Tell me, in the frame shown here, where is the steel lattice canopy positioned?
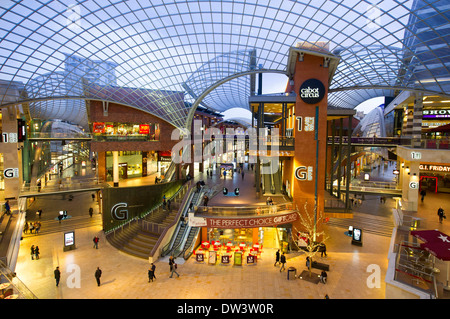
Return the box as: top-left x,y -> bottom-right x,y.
0,0 -> 449,130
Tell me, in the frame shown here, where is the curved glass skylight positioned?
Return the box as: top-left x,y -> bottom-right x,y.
0,0 -> 448,130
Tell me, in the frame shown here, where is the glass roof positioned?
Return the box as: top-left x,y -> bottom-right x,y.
0,0 -> 449,130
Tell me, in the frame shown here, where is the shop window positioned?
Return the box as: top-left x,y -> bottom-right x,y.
92,122 -> 160,142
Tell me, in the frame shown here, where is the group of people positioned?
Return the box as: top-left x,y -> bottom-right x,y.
24,221 -> 41,235
30,245 -> 40,260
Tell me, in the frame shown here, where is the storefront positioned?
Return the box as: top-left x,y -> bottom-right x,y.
419,163 -> 450,193
92,122 -> 160,141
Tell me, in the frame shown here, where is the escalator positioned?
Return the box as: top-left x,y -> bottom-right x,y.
162,161 -> 176,182
160,186 -> 203,258
261,161 -> 282,195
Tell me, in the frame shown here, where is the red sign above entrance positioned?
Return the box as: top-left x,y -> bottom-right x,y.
205,211 -> 298,229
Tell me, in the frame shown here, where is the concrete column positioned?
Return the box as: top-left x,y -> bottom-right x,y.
401,161 -> 420,212
412,94 -> 423,148
113,151 -> 119,187
2,106 -> 22,200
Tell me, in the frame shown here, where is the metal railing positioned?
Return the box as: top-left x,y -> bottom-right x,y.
0,260 -> 37,299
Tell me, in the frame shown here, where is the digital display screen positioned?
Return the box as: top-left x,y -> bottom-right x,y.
64,231 -> 75,247
352,228 -> 362,242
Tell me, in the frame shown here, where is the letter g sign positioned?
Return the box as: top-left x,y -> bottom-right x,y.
111,202 -> 128,220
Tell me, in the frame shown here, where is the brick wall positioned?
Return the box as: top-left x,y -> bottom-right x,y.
89,100 -> 178,152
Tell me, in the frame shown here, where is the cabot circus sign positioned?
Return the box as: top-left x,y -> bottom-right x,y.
299,78 -> 325,104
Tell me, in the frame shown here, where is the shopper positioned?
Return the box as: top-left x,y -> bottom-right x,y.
274,249 -> 280,266
438,207 -> 445,223
30,245 -> 35,260
167,199 -> 171,211
319,243 -> 327,257
35,246 -> 40,260
89,207 -> 93,218
420,189 -> 426,202
93,236 -> 99,249
95,267 -> 102,286
170,260 -> 180,278
149,263 -> 156,281
279,252 -> 286,272
4,200 -> 11,215
320,270 -> 328,284
148,266 -> 154,282
54,267 -> 61,287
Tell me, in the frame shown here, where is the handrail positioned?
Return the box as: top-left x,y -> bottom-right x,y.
149,180 -> 195,258
183,227 -> 201,260
160,187 -> 195,257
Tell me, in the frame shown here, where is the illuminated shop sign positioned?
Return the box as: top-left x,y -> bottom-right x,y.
419,164 -> 450,172
299,78 -> 325,104
111,202 -> 128,220
139,124 -> 150,134
294,166 -> 313,181
423,109 -> 450,119
205,212 -> 298,229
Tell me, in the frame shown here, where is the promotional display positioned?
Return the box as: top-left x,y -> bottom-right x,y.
351,228 -> 363,246
63,231 -> 76,251
247,255 -> 256,265
208,251 -> 217,264
234,251 -> 242,266
196,252 -> 204,263
221,255 -> 230,264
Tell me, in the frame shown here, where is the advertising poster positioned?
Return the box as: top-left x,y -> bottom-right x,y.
221,255 -> 230,264
234,251 -> 242,266
247,255 -> 256,264
196,253 -> 204,263
64,231 -> 75,247
208,251 -> 217,264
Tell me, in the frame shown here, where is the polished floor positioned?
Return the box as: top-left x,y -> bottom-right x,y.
11,164 -> 450,300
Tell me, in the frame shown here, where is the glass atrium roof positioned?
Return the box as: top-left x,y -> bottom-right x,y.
0,0 -> 449,130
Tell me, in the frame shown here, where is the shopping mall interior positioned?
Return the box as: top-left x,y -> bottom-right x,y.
0,0 -> 449,308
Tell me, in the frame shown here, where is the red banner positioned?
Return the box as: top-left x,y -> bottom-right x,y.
205,211 -> 298,229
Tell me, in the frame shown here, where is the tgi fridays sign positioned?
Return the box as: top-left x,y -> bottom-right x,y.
419,164 -> 450,172
206,211 -> 298,229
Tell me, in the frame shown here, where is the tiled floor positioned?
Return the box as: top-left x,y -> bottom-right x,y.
11,164 -> 450,300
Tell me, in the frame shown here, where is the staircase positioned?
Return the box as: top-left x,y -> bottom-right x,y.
106,183 -> 190,260
107,207 -> 179,259
326,212 -> 395,237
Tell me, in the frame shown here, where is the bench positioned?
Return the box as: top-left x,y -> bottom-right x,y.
311,261 -> 329,271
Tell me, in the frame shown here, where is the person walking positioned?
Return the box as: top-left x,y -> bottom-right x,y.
279,252 -> 286,272
93,236 -> 99,249
167,199 -> 171,211
274,249 -> 280,266
35,246 -> 40,260
149,263 -> 156,281
95,267 -> 102,286
438,207 -> 445,223
89,207 -> 93,218
320,243 -> 327,257
170,261 -> 180,278
30,245 -> 35,260
148,266 -> 154,282
420,189 -> 426,203
54,267 -> 61,287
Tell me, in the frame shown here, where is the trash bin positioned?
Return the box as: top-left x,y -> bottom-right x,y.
287,267 -> 296,280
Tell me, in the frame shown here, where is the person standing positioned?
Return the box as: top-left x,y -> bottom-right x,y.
35,246 -> 40,260
54,267 -> 61,287
279,253 -> 286,272
274,249 -> 280,266
320,243 -> 327,257
95,267 -> 102,286
30,245 -> 35,260
93,236 -> 99,249
438,207 -> 445,223
4,200 -> 11,215
89,207 -> 93,218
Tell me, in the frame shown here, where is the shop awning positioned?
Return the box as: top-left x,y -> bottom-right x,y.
411,229 -> 450,261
